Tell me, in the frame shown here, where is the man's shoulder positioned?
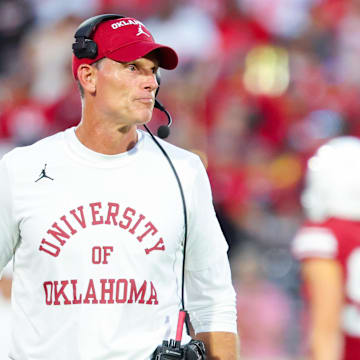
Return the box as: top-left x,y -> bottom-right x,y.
1,130 -> 65,166
141,130 -> 203,167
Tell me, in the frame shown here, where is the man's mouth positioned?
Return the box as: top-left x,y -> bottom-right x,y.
136,97 -> 154,104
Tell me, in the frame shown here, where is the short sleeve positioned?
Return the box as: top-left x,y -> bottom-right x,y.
185,157 -> 229,271
292,226 -> 338,260
0,156 -> 18,275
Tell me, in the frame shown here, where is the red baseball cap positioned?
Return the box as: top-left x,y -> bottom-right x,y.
72,17 -> 178,79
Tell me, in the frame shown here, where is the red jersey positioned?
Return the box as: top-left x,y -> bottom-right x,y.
293,217 -> 360,360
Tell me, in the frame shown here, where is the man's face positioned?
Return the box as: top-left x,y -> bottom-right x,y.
93,54 -> 159,126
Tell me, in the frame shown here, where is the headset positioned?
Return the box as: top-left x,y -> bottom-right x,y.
72,13 -> 172,138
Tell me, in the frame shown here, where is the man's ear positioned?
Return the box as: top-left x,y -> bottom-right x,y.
77,64 -> 97,94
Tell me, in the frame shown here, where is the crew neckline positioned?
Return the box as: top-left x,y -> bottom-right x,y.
63,127 -> 145,168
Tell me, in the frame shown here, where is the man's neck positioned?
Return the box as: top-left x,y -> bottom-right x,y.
75,120 -> 138,155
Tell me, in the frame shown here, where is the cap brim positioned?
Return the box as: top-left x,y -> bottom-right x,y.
107,41 -> 178,70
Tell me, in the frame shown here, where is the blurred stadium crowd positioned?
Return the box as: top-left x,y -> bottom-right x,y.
1,0 -> 359,358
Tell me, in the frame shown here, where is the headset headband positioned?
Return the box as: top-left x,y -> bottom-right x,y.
74,14 -> 125,40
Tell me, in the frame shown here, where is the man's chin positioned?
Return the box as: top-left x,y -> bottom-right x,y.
116,110 -> 153,127
135,112 -> 153,126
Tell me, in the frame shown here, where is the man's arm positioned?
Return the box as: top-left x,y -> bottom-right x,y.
0,156 -> 19,272
185,257 -> 238,360
195,331 -> 239,360
302,258 -> 343,360
184,156 -> 238,358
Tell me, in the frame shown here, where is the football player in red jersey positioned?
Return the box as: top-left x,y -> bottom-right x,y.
293,136 -> 360,360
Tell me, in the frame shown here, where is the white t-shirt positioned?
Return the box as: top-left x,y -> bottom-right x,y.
0,128 -> 236,360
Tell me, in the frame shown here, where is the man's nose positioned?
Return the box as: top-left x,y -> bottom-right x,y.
144,74 -> 158,93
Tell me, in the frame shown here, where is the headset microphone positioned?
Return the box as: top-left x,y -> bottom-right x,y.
154,71 -> 172,139
154,99 -> 172,139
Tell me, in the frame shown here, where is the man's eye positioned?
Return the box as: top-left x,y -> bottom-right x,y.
128,64 -> 137,71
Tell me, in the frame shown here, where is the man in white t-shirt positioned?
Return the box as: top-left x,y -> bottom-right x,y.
0,14 -> 238,359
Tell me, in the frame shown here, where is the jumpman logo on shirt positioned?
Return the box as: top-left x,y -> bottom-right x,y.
136,24 -> 150,37
35,163 -> 54,182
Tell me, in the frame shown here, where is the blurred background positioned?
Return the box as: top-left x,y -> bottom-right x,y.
1,0 -> 359,358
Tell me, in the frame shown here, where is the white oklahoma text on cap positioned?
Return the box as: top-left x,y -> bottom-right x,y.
111,19 -> 146,30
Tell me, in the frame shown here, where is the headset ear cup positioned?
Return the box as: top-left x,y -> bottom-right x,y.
86,40 -> 98,59
73,38 -> 98,59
